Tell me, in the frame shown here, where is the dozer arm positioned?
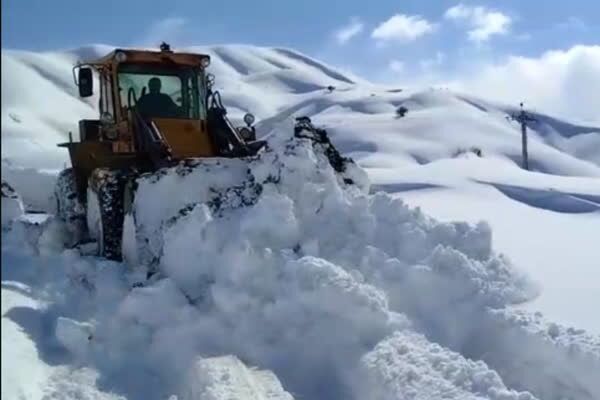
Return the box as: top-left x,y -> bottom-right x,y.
206,90 -> 266,157
131,109 -> 174,169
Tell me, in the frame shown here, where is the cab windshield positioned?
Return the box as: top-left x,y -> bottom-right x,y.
117,64 -> 206,120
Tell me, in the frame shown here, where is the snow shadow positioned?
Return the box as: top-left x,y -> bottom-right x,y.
332,138 -> 378,154
503,154 -> 557,175
273,48 -> 355,84
480,181 -> 600,214
456,95 -> 489,113
269,73 -> 326,94
370,182 -> 444,194
4,303 -> 71,366
212,47 -> 251,75
508,110 -> 600,139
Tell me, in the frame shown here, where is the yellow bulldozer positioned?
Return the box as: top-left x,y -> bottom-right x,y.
55,43 -> 266,261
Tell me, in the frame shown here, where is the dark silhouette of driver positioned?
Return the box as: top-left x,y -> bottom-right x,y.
136,77 -> 180,118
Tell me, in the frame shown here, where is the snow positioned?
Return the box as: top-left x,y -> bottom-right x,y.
1,282 -> 51,400
388,161 -> 600,333
55,317 -> 94,358
1,51 -> 96,170
360,331 -> 536,400
2,160 -> 59,213
2,180 -> 25,226
2,43 -> 599,400
1,257 -> 126,400
180,355 -> 294,400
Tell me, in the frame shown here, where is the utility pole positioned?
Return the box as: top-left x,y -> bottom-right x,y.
509,102 -> 537,170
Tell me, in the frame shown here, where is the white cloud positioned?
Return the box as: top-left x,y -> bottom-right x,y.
449,45 -> 600,124
140,17 -> 187,46
371,14 -> 436,43
444,4 -> 512,42
379,45 -> 600,124
388,60 -> 405,73
334,17 -> 365,45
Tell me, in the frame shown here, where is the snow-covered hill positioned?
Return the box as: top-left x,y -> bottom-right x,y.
2,44 -> 599,400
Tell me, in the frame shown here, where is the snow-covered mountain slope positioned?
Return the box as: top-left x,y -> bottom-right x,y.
2,43 -> 600,400
5,44 -> 597,173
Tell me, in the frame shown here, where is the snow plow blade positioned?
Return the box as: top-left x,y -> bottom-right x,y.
55,112 -> 353,265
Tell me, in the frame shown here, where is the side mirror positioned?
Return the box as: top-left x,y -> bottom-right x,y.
78,67 -> 93,97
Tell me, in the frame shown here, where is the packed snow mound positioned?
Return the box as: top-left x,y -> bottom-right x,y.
180,355 -> 294,400
127,121 -> 532,306
492,309 -> 600,358
361,331 -> 536,400
79,121 -> 543,399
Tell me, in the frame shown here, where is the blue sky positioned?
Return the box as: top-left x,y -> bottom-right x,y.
2,0 -> 599,90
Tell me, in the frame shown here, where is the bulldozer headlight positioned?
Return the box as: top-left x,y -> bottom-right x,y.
238,127 -> 254,141
115,51 -> 127,63
100,112 -> 114,124
104,129 -> 118,140
206,73 -> 215,87
201,57 -> 211,68
243,113 -> 255,126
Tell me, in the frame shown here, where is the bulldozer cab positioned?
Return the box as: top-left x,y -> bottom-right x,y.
55,43 -> 266,261
62,43 -> 263,204
73,44 -> 215,159
122,69 -> 200,120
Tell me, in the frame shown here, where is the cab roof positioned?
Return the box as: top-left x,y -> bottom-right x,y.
84,46 -> 211,68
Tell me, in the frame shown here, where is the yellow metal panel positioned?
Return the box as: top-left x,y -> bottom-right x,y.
153,119 -> 216,158
70,141 -> 114,171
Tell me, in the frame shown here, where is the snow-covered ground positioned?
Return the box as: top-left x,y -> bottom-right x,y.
2,44 -> 599,400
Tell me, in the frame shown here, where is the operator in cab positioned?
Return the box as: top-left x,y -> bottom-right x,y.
136,77 -> 181,118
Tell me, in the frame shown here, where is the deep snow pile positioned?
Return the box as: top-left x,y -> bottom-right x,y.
3,121 -> 561,400
179,355 -> 294,400
2,121 -> 600,399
